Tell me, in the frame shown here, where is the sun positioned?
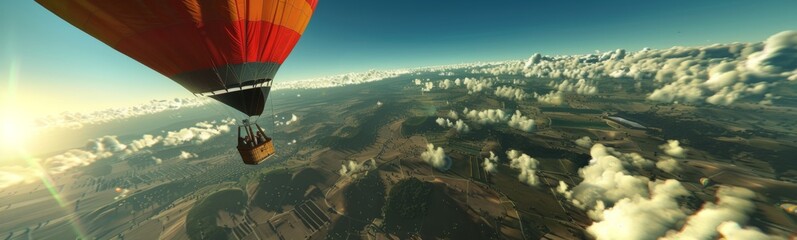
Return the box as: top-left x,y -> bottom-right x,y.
1,114 -> 31,148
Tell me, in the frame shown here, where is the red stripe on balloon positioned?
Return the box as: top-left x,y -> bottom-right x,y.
113,21 -> 302,77
305,0 -> 318,9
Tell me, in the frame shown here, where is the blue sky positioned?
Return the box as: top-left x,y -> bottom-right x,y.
2,0 -> 797,116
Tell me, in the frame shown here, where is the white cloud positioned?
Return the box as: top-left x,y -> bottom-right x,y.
276,69 -> 414,90
421,143 -> 450,171
422,81 -> 435,92
717,222 -> 785,240
438,79 -> 454,90
524,53 -> 542,68
534,91 -> 564,105
559,144 -> 653,209
575,136 -> 594,148
162,121 -> 232,146
460,31 -> 796,106
152,157 -> 163,164
660,140 -> 687,158
533,79 -> 598,104
556,79 -> 599,95
463,108 -> 509,124
127,134 -> 163,153
376,101 -> 383,107
435,117 -> 470,133
87,135 -> 128,153
0,166 -> 44,190
178,151 -> 198,160
662,187 -> 757,240
494,86 -> 528,101
745,30 -> 797,77
339,159 -> 376,177
0,118 -> 236,190
483,151 -> 498,174
586,179 -> 691,239
463,77 -> 494,94
35,98 -> 209,130
452,119 -> 470,133
555,143 -> 781,240
656,157 -> 681,174
507,110 -> 535,132
285,114 -> 299,125
44,135 -> 128,173
447,110 -> 459,120
507,150 -> 539,186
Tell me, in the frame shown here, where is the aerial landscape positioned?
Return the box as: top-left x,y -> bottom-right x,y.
2,1 -> 797,240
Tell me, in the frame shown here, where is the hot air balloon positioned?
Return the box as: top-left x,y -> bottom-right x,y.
37,0 -> 318,164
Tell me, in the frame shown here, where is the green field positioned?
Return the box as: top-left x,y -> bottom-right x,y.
186,189 -> 247,240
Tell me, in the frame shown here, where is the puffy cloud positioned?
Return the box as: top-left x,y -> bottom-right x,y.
460,31 -> 796,106
586,179 -> 691,239
285,114 -> 299,125
421,144 -> 450,171
524,53 -> 542,68
575,136 -> 594,148
435,117 -> 447,126
44,149 -> 107,173
435,117 -> 470,133
35,98 -> 209,130
483,151 -> 498,174
376,101 -> 383,107
507,110 -> 535,132
422,81 -> 435,92
87,135 -> 128,153
659,140 -> 687,158
507,150 -> 539,186
1,119 -> 234,190
447,110 -> 459,120
339,159 -> 376,177
656,157 -> 681,174
127,134 -> 163,153
463,108 -> 509,124
745,30 -> 797,77
494,86 -> 528,101
717,222 -> 785,240
533,79 -> 598,104
162,121 -> 232,146
556,143 -> 780,240
438,79 -> 454,89
559,144 -> 653,209
0,166 -> 44,190
44,135 -> 128,173
534,91 -> 564,105
178,151 -> 198,160
662,187 -> 757,240
555,79 -> 599,95
647,76 -> 706,103
463,77 -> 494,94
452,119 -> 470,133
276,69 -> 414,90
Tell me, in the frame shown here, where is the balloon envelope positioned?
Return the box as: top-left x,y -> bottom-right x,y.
37,0 -> 318,116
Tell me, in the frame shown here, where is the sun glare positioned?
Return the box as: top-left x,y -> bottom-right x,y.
1,114 -> 30,148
